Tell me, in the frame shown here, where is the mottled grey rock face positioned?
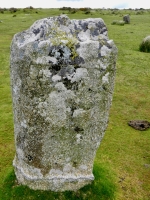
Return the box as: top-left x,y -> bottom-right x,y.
123,14 -> 130,24
10,15 -> 117,191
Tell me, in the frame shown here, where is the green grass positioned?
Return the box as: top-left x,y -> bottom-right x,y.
0,8 -> 150,200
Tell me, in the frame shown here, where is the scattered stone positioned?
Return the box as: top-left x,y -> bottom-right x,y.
128,120 -> 150,131
123,14 -> 130,24
139,35 -> 150,53
144,164 -> 150,168
10,15 -> 117,191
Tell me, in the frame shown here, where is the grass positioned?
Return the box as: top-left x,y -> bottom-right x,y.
0,8 -> 150,199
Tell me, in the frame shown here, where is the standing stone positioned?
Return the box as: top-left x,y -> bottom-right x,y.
123,14 -> 130,24
10,15 -> 117,191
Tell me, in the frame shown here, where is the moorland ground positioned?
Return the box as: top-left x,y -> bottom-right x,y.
0,7 -> 150,200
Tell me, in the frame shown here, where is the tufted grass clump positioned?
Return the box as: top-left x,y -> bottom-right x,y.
111,20 -> 125,26
139,36 -> 150,53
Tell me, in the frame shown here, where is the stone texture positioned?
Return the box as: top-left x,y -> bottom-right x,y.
139,35 -> 150,53
128,120 -> 150,131
123,14 -> 130,24
10,15 -> 117,191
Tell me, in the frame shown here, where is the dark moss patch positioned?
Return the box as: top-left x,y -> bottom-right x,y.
74,126 -> 84,132
33,28 -> 40,35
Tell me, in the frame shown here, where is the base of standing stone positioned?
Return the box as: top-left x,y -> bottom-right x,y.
13,159 -> 94,191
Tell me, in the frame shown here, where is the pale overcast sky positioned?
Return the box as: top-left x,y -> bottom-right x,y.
0,0 -> 150,9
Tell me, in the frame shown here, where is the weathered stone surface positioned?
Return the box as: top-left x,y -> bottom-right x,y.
139,35 -> 150,53
123,14 -> 130,24
128,120 -> 150,131
10,15 -> 117,191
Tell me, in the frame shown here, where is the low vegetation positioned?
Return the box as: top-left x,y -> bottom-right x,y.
0,7 -> 150,200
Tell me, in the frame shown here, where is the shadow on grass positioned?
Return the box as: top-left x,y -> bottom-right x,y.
0,163 -> 116,200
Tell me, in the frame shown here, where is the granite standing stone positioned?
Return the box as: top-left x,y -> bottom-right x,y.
123,14 -> 130,24
10,15 -> 117,191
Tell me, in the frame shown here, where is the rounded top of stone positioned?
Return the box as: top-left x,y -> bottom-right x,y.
12,14 -> 108,48
144,35 -> 150,42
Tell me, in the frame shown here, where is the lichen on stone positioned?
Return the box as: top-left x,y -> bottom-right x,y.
10,14 -> 117,191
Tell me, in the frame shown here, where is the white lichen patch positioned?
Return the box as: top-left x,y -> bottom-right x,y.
102,72 -> 109,84
78,30 -> 91,42
54,82 -> 67,91
98,59 -> 109,70
21,120 -> 27,128
71,68 -> 88,83
49,169 -> 63,176
107,39 -> 115,47
73,108 -> 86,118
63,163 -> 72,173
13,85 -> 19,95
36,56 -> 53,65
52,75 -> 62,82
76,134 -> 82,144
38,93 -> 67,126
101,45 -> 111,57
76,41 -> 99,62
79,165 -> 88,171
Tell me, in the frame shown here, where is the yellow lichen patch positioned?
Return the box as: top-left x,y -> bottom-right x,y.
50,26 -> 79,60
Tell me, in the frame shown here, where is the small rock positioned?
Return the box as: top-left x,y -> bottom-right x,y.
128,120 -> 150,131
144,164 -> 150,168
123,14 -> 130,24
